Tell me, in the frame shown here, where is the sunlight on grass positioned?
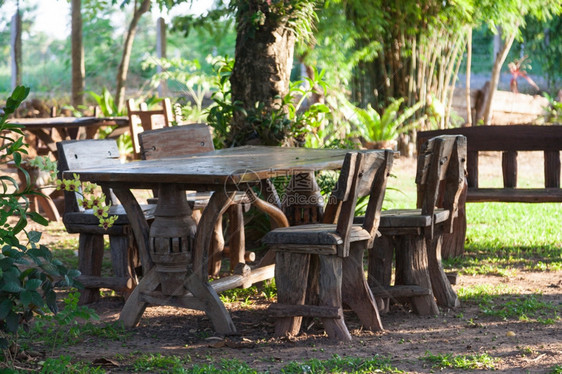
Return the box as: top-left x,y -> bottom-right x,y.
281,354 -> 403,373
447,202 -> 562,274
421,352 -> 497,370
457,285 -> 561,323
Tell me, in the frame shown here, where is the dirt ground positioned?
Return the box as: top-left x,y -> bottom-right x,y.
6,152 -> 562,373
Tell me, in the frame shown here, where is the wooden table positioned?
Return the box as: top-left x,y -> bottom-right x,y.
65,146 -> 353,334
9,117 -> 128,221
11,116 -> 128,157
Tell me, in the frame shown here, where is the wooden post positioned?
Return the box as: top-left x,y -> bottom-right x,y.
544,151 -> 561,188
502,151 -> 518,188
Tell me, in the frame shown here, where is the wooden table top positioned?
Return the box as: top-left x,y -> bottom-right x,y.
66,146 -> 364,188
9,116 -> 128,129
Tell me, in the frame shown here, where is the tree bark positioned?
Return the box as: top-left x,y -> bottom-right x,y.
230,1 -> 296,146
479,30 -> 516,125
71,0 -> 85,108
10,9 -> 22,90
465,28 -> 472,126
115,0 -> 151,113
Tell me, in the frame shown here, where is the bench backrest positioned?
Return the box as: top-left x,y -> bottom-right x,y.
416,135 -> 467,235
138,124 -> 214,160
127,98 -> 174,155
57,139 -> 121,213
324,150 -> 394,256
417,125 -> 561,190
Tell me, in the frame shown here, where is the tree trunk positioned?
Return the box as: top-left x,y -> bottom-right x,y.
465,28 -> 472,126
230,1 -> 296,146
156,17 -> 167,98
479,31 -> 516,125
10,9 -> 22,90
71,0 -> 85,108
115,0 -> 151,113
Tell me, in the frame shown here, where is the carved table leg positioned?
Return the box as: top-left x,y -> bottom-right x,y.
187,191 -> 237,334
150,184 -> 197,296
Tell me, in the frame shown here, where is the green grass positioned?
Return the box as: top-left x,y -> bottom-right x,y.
281,354 -> 403,373
38,355 -> 106,374
444,202 -> 562,275
421,352 -> 497,370
126,354 -> 402,374
457,284 -> 561,323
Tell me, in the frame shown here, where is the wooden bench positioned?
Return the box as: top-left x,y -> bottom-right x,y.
417,125 -> 562,257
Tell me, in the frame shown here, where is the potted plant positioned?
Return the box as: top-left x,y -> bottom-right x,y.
351,98 -> 424,149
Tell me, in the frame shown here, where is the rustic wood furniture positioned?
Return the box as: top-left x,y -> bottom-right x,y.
57,139 -> 156,304
64,146 -> 353,334
8,116 -> 128,221
417,125 -> 562,258
138,124 -> 250,276
263,150 -> 394,341
369,135 -> 467,314
11,116 -> 128,157
126,98 -> 174,156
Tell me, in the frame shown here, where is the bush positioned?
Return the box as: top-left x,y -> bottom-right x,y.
0,86 -> 79,366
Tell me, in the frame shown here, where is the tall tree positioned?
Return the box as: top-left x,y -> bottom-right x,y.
476,0 -> 561,125
228,0 -> 316,146
114,0 -> 151,112
10,5 -> 22,90
71,0 -> 85,108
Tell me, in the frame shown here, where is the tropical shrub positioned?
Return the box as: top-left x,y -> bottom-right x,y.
0,86 -> 79,364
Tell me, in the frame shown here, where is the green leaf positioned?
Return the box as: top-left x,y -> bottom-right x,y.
0,299 -> 13,319
25,278 -> 43,290
28,212 -> 49,226
6,311 -> 20,333
12,216 -> 27,235
30,291 -> 44,308
20,290 -> 33,307
1,278 -> 24,293
27,230 -> 43,243
45,290 -> 58,314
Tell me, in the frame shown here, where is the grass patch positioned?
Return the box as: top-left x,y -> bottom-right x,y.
281,354 -> 403,373
39,355 -> 106,373
219,280 -> 276,304
127,355 -> 402,373
457,285 -> 560,323
131,353 -> 192,373
421,352 -> 497,370
443,202 -> 562,275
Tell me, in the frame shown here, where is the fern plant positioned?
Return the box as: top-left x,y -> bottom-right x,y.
351,98 -> 424,146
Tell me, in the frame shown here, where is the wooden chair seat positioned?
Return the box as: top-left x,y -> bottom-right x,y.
378,209 -> 449,228
263,223 -> 371,247
57,139 -> 157,304
63,204 -> 156,228
368,135 -> 467,315
263,150 -> 394,341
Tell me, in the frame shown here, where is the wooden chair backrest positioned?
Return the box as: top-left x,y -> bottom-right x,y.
138,124 -> 214,160
57,139 -> 121,214
415,135 -> 467,234
127,98 -> 174,155
325,150 -> 394,256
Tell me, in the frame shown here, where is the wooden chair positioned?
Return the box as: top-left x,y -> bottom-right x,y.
126,98 -> 174,156
368,135 -> 467,314
263,150 -> 394,341
57,139 -> 156,304
137,125 -> 251,276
